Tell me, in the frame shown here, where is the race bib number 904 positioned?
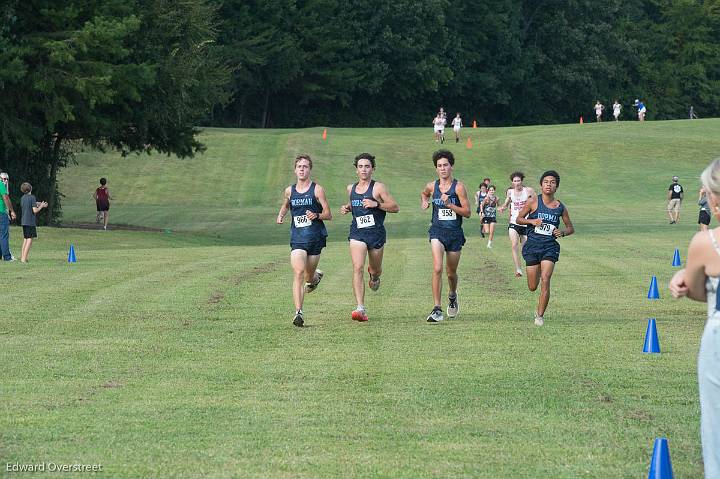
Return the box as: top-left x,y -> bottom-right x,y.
438,208 -> 457,221
356,214 -> 376,229
534,223 -> 556,236
293,215 -> 311,228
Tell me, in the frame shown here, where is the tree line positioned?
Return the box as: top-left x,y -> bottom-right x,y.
213,0 -> 720,128
1,0 -> 718,222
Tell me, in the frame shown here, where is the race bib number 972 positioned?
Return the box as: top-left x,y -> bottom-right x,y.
438,208 -> 457,221
534,223 -> 556,236
356,214 -> 375,229
293,215 -> 311,228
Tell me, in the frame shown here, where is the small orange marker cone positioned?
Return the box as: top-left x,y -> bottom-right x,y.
579,116 -> 584,124
466,138 -> 472,149
322,128 -> 327,140
472,120 -> 477,128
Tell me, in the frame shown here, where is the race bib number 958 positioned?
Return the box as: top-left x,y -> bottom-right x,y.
293,215 -> 311,228
438,208 -> 457,221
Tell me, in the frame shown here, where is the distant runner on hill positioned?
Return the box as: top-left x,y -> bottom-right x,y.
94,177 -> 112,230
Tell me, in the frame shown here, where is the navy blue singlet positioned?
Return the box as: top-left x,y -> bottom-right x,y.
431,179 -> 463,230
350,180 -> 386,234
526,195 -> 564,246
289,182 -> 327,243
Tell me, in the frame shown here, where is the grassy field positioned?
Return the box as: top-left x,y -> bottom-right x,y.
2,120 -> 719,477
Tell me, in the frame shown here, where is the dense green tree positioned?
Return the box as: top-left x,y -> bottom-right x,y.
213,0 -> 719,128
0,0 -> 229,223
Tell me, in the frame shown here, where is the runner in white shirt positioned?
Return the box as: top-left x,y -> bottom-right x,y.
451,113 -> 462,143
594,101 -> 605,122
433,114 -> 446,144
612,100 -> 621,122
499,171 -> 536,277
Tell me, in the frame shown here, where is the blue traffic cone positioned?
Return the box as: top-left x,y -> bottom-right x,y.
67,245 -> 76,263
647,276 -> 659,299
648,437 -> 674,479
643,318 -> 661,353
672,248 -> 681,267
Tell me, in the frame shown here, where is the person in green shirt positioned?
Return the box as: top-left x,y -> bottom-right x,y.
0,172 -> 17,261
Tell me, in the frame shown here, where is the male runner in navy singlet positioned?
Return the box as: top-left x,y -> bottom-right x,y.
420,150 -> 471,322
277,154 -> 332,327
340,153 -> 399,322
516,170 -> 574,326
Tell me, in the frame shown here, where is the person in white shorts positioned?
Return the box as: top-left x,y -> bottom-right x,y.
634,99 -> 647,121
452,113 -> 462,143
612,100 -> 621,122
433,114 -> 446,143
499,171 -> 536,277
594,101 -> 604,122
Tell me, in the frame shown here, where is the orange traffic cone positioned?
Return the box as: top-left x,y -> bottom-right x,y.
579,116 -> 584,124
322,128 -> 327,140
472,120 -> 477,128
466,138 -> 473,149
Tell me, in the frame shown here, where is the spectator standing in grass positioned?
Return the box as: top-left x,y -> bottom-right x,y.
0,172 -> 17,261
668,175 -> 684,224
20,182 -> 48,263
669,158 -> 720,478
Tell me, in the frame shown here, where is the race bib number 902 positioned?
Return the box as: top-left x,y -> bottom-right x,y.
534,223 -> 556,236
293,215 -> 311,228
438,208 -> 457,221
356,214 -> 376,229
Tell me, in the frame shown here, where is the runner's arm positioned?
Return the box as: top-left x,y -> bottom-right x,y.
499,190 -> 511,212
555,207 -> 574,238
340,184 -> 352,214
514,198 -> 539,226
449,182 -> 472,218
373,182 -> 399,213
420,182 -> 433,209
313,185 -> 332,221
276,187 -> 291,224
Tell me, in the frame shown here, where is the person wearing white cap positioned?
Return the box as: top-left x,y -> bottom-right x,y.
0,172 -> 17,261
668,175 -> 684,224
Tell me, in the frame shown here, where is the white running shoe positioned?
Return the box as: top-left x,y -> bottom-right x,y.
486,241 -> 492,249
534,315 -> 544,326
426,306 -> 444,322
447,294 -> 459,318
305,270 -> 324,293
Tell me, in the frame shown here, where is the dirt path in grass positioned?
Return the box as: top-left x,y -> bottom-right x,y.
59,222 -> 164,232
